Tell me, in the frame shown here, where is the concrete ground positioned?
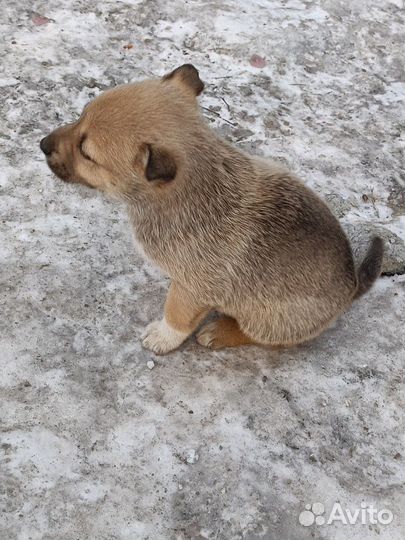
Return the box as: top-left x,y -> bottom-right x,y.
1,1 -> 404,539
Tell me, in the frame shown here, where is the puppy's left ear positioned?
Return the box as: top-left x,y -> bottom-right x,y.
163,64 -> 204,96
145,144 -> 177,182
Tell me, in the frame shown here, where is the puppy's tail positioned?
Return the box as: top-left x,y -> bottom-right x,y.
353,236 -> 384,299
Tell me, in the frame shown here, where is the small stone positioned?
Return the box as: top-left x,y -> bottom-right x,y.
186,449 -> 199,464
147,360 -> 155,370
250,54 -> 266,68
31,12 -> 53,26
304,64 -> 317,73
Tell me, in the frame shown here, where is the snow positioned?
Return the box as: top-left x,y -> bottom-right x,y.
0,0 -> 404,539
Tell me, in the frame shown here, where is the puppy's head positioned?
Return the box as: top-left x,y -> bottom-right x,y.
40,64 -> 204,197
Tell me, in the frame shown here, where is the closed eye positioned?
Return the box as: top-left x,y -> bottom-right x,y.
79,135 -> 94,162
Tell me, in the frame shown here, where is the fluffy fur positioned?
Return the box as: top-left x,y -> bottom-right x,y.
40,64 -> 384,353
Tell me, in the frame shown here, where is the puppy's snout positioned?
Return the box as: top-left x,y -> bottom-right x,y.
40,135 -> 55,156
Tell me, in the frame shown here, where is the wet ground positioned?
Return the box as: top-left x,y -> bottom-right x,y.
1,1 -> 404,539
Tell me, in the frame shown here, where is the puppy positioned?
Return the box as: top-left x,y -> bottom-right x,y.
40,64 -> 383,354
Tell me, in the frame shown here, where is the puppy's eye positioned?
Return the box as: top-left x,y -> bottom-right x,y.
79,136 -> 93,161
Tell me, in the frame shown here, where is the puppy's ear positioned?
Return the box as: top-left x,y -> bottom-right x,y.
145,144 -> 177,182
163,64 -> 204,96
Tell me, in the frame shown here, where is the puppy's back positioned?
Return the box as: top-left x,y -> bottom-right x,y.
241,163 -> 357,301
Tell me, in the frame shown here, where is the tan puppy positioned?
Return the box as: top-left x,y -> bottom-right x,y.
40,64 -> 383,354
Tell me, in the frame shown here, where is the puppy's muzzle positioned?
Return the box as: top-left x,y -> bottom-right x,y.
40,135 -> 54,156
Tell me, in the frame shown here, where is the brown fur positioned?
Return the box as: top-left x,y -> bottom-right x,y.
41,64 -> 384,352
196,317 -> 255,349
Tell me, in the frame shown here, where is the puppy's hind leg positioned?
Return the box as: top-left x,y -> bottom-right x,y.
196,316 -> 257,350
142,281 -> 209,354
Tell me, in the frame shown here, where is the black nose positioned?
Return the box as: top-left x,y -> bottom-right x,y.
40,135 -> 54,156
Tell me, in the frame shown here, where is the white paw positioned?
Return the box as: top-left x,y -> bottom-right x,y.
141,318 -> 188,355
196,322 -> 217,349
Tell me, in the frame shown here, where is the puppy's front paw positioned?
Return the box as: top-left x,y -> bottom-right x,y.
141,318 -> 188,355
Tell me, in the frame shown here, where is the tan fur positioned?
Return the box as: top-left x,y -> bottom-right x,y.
197,317 -> 255,349
41,64 -> 383,353
164,282 -> 209,334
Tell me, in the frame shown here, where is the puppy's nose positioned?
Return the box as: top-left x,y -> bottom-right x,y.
40,135 -> 54,156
